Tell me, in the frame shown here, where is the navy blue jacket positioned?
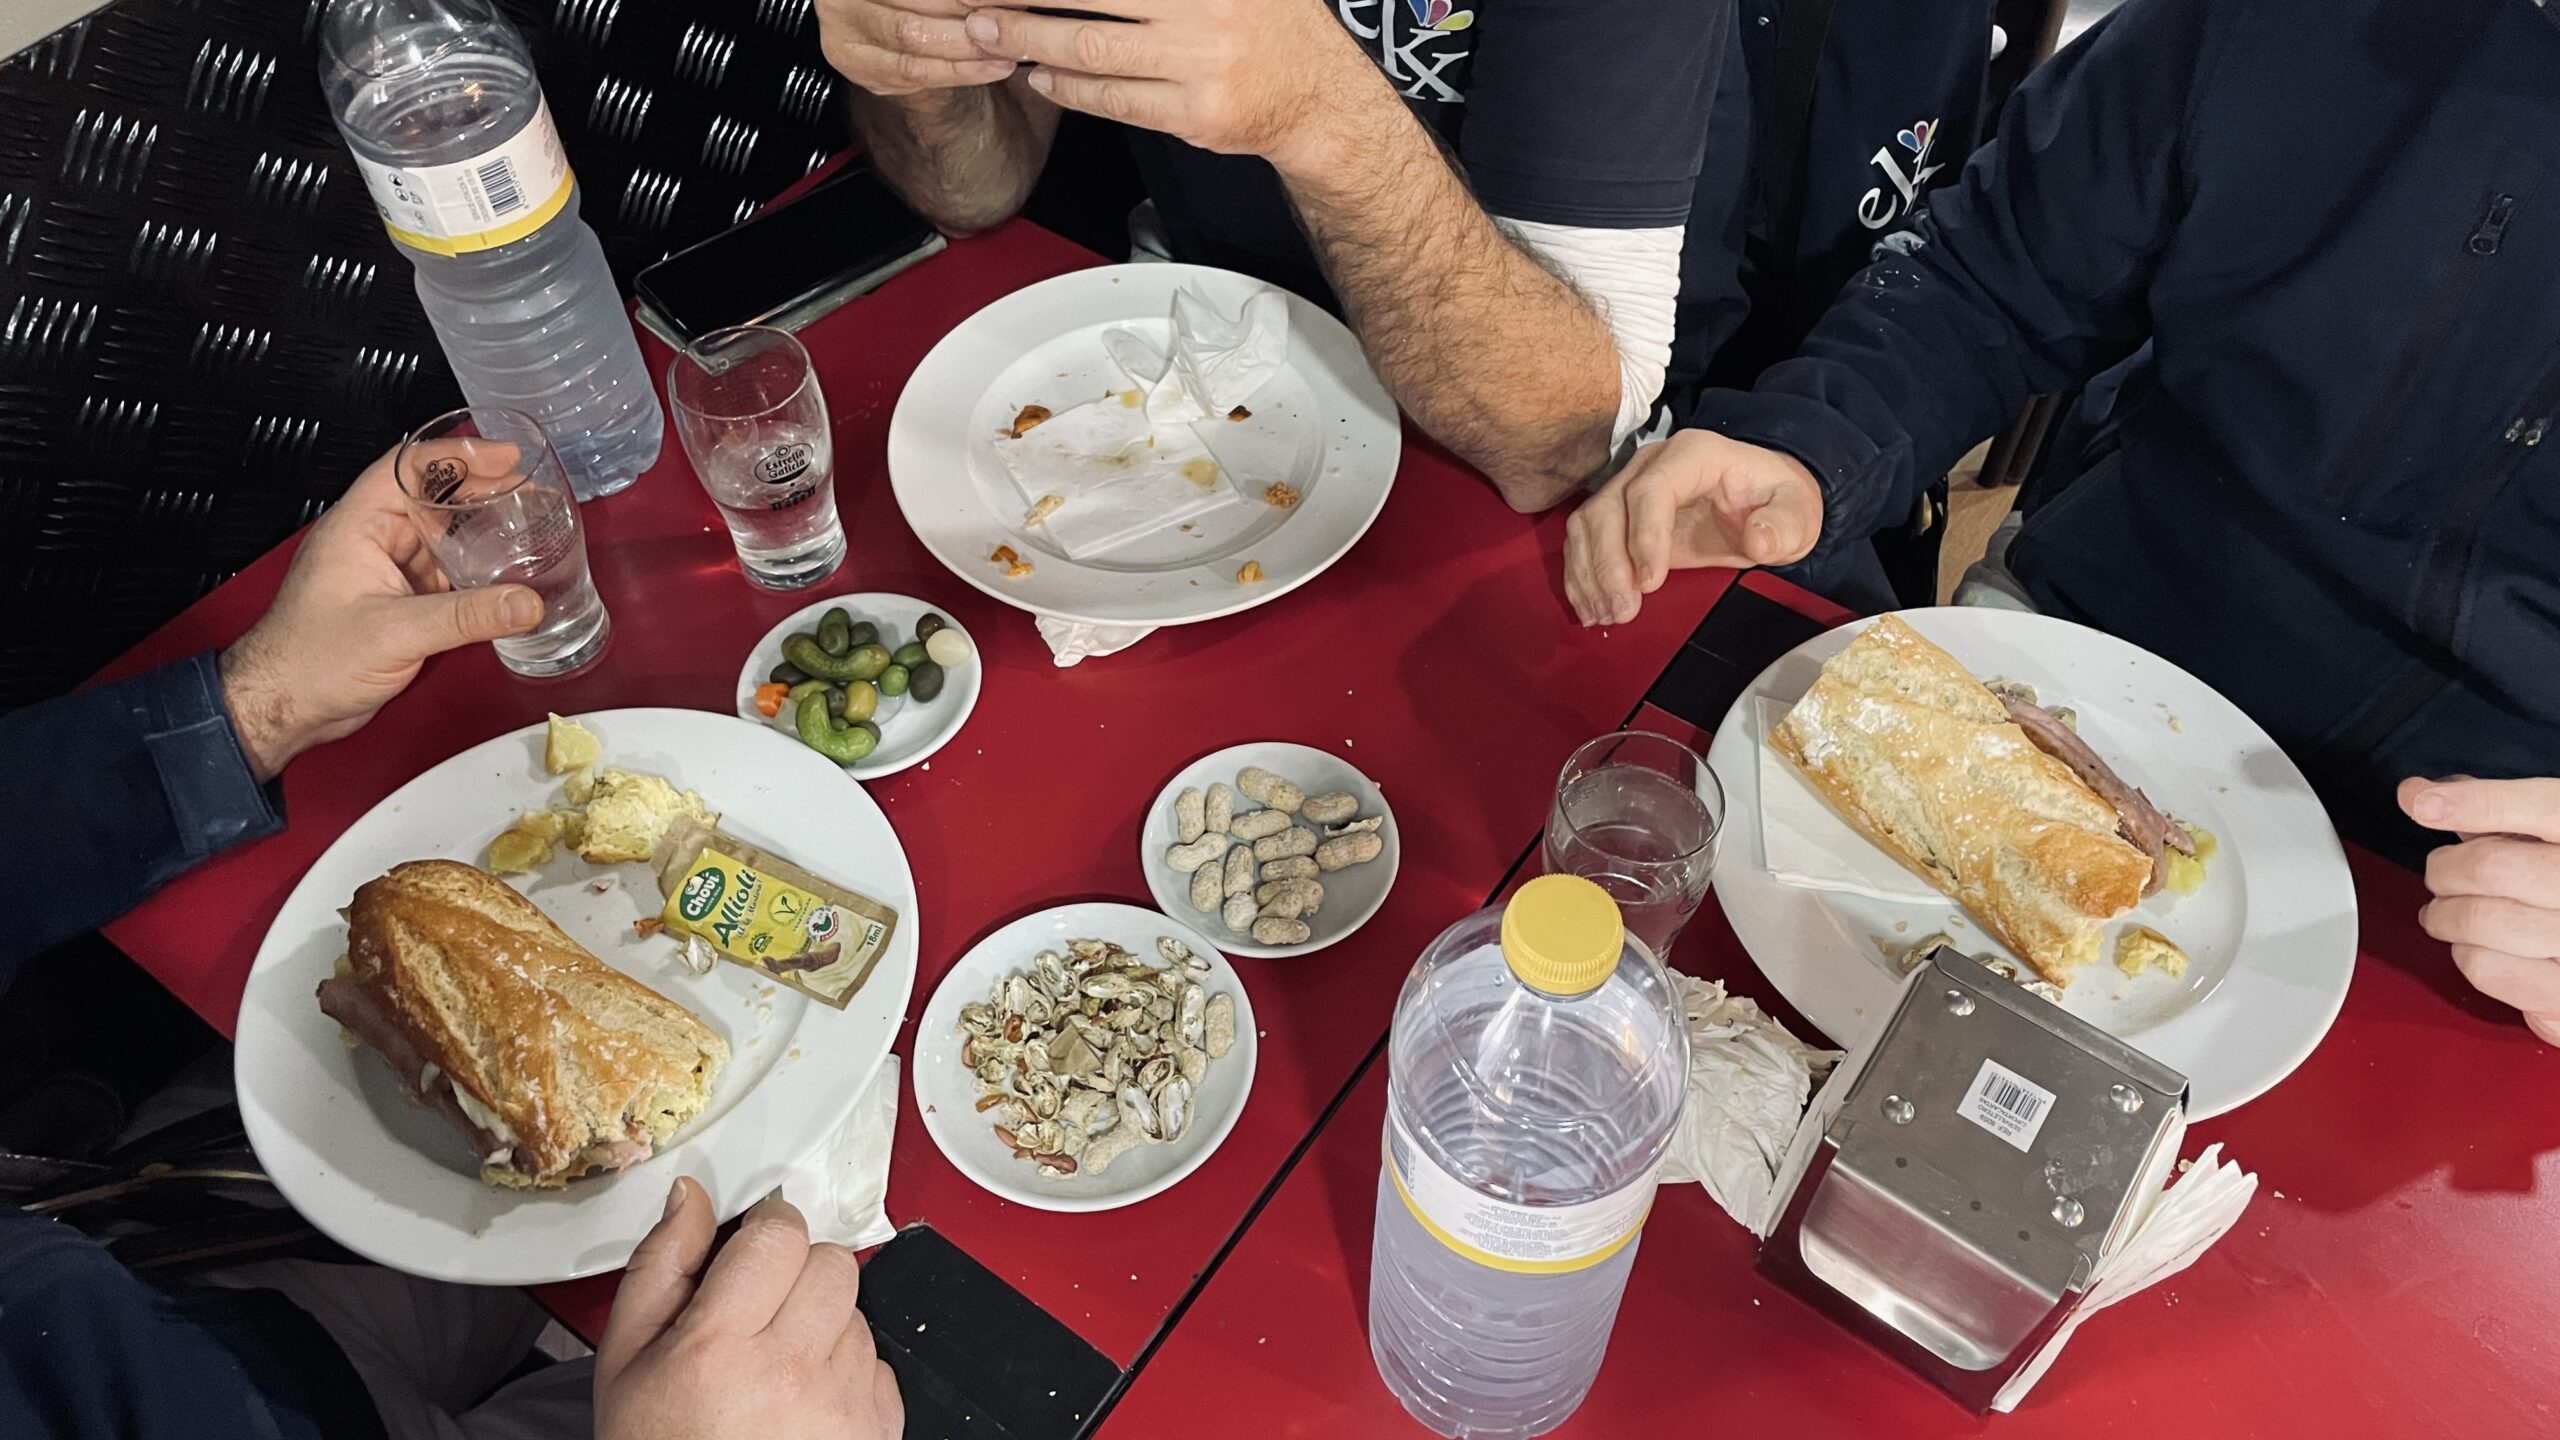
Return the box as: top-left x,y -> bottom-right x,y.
0,655 -> 378,1440
1694,0 -> 2560,855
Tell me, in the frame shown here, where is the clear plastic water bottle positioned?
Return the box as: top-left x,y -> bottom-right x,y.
1370,874 -> 1689,1439
320,0 -> 662,500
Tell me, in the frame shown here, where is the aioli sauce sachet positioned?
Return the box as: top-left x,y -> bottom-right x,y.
649,817 -> 897,1008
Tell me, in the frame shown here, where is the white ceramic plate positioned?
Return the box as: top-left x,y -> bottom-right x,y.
733,594 -> 982,781
912,903 -> 1257,1213
1138,742 -> 1398,958
886,264 -> 1400,626
234,708 -> 920,1285
1709,609 -> 2357,1119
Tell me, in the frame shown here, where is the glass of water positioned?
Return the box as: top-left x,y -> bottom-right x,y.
395,406 -> 611,678
667,325 -> 846,589
1542,731 -> 1725,960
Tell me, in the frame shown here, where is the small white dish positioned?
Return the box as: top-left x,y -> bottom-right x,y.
734,593 -> 982,781
1139,742 -> 1399,958
911,902 -> 1257,1213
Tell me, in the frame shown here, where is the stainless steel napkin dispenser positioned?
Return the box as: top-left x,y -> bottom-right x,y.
1758,948 -> 2188,1410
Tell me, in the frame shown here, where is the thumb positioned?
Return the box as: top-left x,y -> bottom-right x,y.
387,583 -> 543,658
1730,465 -> 1824,567
599,1176 -> 716,1379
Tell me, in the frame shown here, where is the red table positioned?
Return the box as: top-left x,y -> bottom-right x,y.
95,219 -> 1736,1366
1101,595 -> 2560,1438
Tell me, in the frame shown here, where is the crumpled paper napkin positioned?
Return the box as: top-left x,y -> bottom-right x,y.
1013,286 -> 1290,664
1658,975 -> 1842,1230
1754,696 -> 1942,903
775,1053 -> 899,1250
994,287 -> 1288,564
1991,1138 -> 2256,1411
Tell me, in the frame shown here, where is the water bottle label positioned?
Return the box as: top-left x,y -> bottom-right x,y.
351,99 -> 574,256
1387,1109 -> 1661,1275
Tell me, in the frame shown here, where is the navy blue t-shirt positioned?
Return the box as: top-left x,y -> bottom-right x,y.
1128,0 -> 1730,310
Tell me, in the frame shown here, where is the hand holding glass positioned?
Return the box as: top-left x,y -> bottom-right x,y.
395,406 -> 611,677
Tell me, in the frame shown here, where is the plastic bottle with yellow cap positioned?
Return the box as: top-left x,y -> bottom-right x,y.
1369,874 -> 1689,1439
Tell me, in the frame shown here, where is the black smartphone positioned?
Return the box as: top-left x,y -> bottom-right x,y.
634,160 -> 945,347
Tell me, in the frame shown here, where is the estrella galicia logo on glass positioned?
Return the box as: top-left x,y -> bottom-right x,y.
755,442 -> 812,487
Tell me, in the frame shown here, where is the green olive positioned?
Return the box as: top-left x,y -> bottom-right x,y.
816,607 -> 854,656
915,612 -> 947,641
879,664 -> 910,697
891,641 -> 929,670
795,690 -> 878,763
909,659 -> 945,702
784,679 -> 830,716
840,679 -> 879,722
845,620 -> 880,648
768,660 -> 810,686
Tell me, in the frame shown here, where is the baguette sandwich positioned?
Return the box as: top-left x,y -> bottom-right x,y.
317,859 -> 729,1189
1771,616 -> 2167,984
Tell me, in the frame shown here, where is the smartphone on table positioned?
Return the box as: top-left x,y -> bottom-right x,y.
635,160 -> 945,348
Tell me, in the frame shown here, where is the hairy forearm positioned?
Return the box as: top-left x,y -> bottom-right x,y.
848,76 -> 1058,236
1277,87 -> 1621,513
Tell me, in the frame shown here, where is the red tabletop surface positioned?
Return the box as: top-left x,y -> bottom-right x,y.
1102,693 -> 2560,1436
95,219 -> 1738,1362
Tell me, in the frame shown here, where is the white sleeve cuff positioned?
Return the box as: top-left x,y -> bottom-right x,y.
1495,218 -> 1686,453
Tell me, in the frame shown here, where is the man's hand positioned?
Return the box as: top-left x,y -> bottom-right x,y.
597,1180 -> 903,1440
1562,430 -> 1825,627
958,0 -> 1371,171
818,0 -> 1014,96
218,449 -> 540,781
2402,776 -> 2560,1046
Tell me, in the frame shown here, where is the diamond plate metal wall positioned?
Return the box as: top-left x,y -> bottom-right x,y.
0,0 -> 853,711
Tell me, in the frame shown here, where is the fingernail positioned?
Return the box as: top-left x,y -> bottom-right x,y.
501,588 -> 542,629
965,13 -> 998,42
2412,792 -> 2451,825
1026,67 -> 1052,94
664,1177 -> 690,1219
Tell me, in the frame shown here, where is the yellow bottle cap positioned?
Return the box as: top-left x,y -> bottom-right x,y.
1500,875 -> 1625,995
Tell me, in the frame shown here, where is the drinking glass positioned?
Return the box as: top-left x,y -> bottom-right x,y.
667,325 -> 846,589
1542,731 -> 1725,960
395,406 -> 610,678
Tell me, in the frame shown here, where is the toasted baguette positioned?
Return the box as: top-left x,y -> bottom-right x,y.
1770,616 -> 2150,983
332,859 -> 728,1188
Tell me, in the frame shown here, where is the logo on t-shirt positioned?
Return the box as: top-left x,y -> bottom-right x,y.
1337,0 -> 1474,102
1858,116 -> 1949,231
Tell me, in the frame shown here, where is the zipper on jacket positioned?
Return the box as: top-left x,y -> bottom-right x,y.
2408,355 -> 2560,648
2322,190 -> 2517,509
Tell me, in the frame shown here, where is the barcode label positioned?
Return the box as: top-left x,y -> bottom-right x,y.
1958,1057 -> 2057,1152
476,155 -> 525,215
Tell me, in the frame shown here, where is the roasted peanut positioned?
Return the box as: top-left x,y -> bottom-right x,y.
1228,809 -> 1292,841
1260,856 -> 1319,882
1255,878 -> 1324,920
1316,832 -> 1384,870
1222,842 -> 1256,899
1299,791 -> 1360,826
1167,835 -> 1230,873
1188,861 -> 1223,911
1174,786 -> 1206,844
1251,916 -> 1311,946
1253,825 -> 1319,861
1222,892 -> 1257,934
1204,782 -> 1238,834
1236,766 -> 1304,813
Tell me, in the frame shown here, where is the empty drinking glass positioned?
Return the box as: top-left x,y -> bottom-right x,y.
395,406 -> 611,677
667,325 -> 846,589
1542,731 -> 1725,960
